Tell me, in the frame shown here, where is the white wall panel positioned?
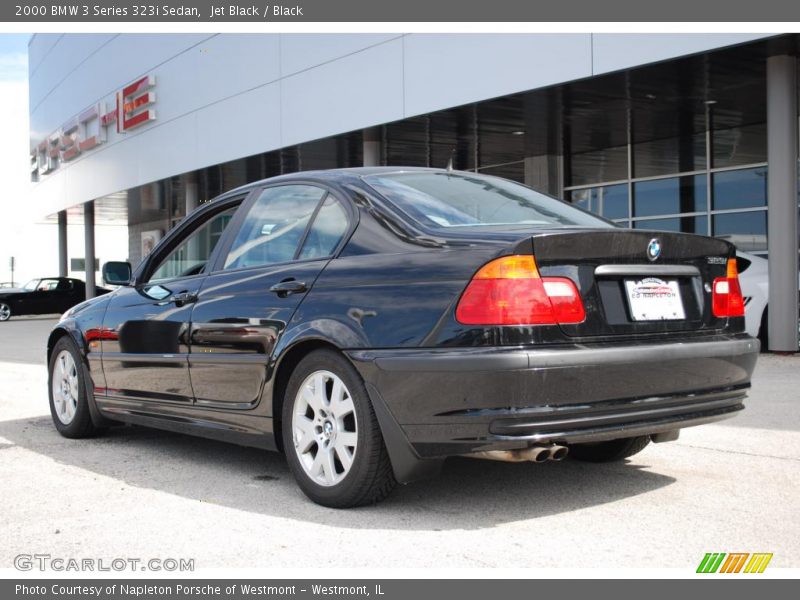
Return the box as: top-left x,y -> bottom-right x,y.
29,34 -> 116,110
280,38 -> 404,147
195,82 -> 282,169
403,34 -> 592,117
279,33 -> 400,77
591,33 -> 774,75
27,34 -> 63,79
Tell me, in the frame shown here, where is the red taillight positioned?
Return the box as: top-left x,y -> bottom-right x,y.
712,258 -> 745,318
455,255 -> 586,325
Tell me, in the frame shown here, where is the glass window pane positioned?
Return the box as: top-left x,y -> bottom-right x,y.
632,132 -> 706,178
712,167 -> 767,210
568,145 -> 628,187
634,175 -> 707,217
568,188 -> 592,212
713,211 -> 767,253
567,184 -> 628,220
298,196 -> 350,260
224,185 -> 326,270
712,123 -> 766,169
598,184 -> 629,219
633,216 -> 708,235
366,172 -> 613,230
150,207 -> 236,282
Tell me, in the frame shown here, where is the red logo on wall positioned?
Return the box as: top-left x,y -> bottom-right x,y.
117,75 -> 156,133
31,74 -> 157,178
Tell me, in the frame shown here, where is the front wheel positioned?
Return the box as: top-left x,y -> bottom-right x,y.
281,349 -> 396,508
0,302 -> 11,321
569,436 -> 651,463
48,337 -> 98,438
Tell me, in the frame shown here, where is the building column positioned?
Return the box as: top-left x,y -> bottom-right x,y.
84,201 -> 96,299
363,127 -> 381,167
766,55 -> 799,352
524,154 -> 563,197
57,210 -> 68,277
185,172 -> 199,215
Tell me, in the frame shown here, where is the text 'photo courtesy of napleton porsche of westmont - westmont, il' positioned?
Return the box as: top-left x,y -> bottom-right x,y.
0,13 -> 799,590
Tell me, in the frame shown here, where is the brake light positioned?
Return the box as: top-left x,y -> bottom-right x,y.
455,255 -> 586,325
712,258 -> 745,318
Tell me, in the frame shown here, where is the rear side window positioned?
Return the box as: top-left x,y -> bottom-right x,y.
223,185 -> 326,270
298,196 -> 350,260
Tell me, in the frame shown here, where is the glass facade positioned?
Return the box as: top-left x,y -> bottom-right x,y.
565,122 -> 769,254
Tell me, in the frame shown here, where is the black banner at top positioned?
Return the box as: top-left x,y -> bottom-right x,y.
4,0 -> 800,22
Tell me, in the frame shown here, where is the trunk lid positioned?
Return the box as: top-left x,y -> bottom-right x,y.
527,229 -> 736,338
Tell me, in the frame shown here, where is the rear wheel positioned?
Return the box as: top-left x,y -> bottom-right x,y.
281,349 -> 396,508
569,436 -> 651,463
0,303 -> 11,321
48,337 -> 98,438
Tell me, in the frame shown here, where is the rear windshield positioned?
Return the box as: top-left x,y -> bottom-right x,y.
364,171 -> 613,229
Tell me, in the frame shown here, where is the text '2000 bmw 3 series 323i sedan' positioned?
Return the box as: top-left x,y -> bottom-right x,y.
46,168 -> 759,507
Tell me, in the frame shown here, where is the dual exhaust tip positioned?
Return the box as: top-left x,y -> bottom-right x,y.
464,445 -> 569,464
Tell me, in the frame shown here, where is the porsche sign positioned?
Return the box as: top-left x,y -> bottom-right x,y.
31,74 -> 157,178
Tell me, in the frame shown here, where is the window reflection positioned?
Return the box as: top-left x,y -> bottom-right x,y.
632,132 -> 705,179
569,145 -> 628,187
568,184 -> 628,220
712,167 -> 767,210
713,211 -> 767,253
713,123 -> 767,169
633,216 -> 708,235
634,175 -> 707,217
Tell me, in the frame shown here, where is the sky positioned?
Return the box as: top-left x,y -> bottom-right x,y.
0,33 -> 37,283
0,33 -> 128,284
0,33 -> 28,81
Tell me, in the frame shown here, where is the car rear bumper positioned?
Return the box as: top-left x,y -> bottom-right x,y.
347,334 -> 759,466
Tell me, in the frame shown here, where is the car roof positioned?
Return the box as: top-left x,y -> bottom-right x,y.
214,167 -> 465,201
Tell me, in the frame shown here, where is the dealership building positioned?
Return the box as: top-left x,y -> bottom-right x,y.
28,32 -> 799,350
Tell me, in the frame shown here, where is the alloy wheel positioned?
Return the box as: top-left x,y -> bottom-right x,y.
291,369 -> 358,487
0,303 -> 10,321
52,349 -> 80,425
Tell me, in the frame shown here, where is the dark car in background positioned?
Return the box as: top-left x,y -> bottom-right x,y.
0,277 -> 109,322
46,168 -> 758,507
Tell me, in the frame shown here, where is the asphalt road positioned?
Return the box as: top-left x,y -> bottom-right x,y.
0,325 -> 798,571
0,315 -> 58,365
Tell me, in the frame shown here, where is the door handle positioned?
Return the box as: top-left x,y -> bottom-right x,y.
169,291 -> 198,307
269,279 -> 308,297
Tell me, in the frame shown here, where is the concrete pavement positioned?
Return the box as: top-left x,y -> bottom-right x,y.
0,322 -> 797,570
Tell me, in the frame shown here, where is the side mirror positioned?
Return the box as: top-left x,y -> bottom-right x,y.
102,261 -> 132,286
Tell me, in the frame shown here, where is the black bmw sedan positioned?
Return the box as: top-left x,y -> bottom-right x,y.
46,168 -> 758,507
0,277 -> 109,322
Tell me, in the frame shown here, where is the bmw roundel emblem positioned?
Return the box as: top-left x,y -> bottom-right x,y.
647,238 -> 662,261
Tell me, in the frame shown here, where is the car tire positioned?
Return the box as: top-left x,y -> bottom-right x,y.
758,306 -> 769,350
568,436 -> 651,463
281,349 -> 397,508
48,336 -> 98,438
0,302 -> 11,321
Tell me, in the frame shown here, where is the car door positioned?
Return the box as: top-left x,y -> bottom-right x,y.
24,278 -> 62,315
99,200 -> 241,403
188,184 -> 352,408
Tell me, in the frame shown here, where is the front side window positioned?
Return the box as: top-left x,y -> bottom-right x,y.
149,206 -> 237,282
223,185 -> 327,270
365,172 -> 612,230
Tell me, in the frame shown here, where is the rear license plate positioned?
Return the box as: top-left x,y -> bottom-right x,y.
624,277 -> 685,321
